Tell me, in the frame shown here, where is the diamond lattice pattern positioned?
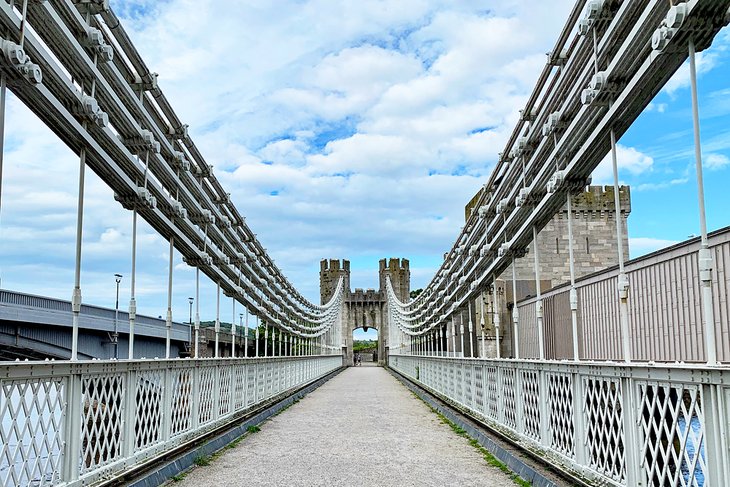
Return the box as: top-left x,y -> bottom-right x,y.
170,370 -> 192,437
135,370 -> 163,450
548,373 -> 574,458
501,368 -> 517,430
522,371 -> 541,441
198,368 -> 216,425
486,366 -> 498,421
584,377 -> 625,483
219,368 -> 231,417
80,374 -> 125,473
0,379 -> 65,487
639,382 -> 706,487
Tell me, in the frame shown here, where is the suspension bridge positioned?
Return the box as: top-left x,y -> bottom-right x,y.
1,0 -> 730,486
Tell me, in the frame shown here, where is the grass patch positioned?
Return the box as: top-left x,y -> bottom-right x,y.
170,473 -> 187,482
247,425 -> 261,433
410,391 -> 531,487
193,455 -> 211,467
225,435 -> 245,450
274,397 -> 300,417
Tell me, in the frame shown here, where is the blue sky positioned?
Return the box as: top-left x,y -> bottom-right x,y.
1,1 -> 728,337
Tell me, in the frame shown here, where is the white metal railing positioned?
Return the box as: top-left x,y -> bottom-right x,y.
390,354 -> 725,486
0,355 -> 342,486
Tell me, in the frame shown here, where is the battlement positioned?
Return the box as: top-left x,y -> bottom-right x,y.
320,259 -> 350,272
347,288 -> 384,303
319,258 -> 351,304
378,258 -> 410,272
567,185 -> 631,214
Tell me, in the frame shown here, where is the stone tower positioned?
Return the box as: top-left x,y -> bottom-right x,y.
319,259 -> 350,304
503,185 -> 631,284
319,257 -> 410,366
471,185 -> 632,358
379,258 -> 410,302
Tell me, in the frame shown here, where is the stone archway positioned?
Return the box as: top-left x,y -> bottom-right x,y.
343,305 -> 385,366
351,326 -> 379,365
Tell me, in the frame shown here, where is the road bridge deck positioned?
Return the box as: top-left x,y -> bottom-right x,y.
174,365 -> 514,486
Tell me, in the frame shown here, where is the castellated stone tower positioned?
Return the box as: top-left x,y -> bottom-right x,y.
379,258 -> 411,302
470,185 -> 632,359
319,259 -> 350,305
319,257 -> 410,365
501,185 -> 631,285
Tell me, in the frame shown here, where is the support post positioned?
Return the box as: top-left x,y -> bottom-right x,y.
128,207 -> 137,360
194,267 -> 200,358
0,74 -> 5,288
244,309 -> 249,358
71,147 -> 87,361
567,193 -> 580,361
165,237 -> 174,359
493,281 -> 501,359
689,39 -> 718,365
468,301 -> 474,358
215,281 -> 220,358
231,297 -> 236,358
533,226 -> 545,360
512,254 -> 519,359
264,322 -> 268,357
610,128 -> 631,363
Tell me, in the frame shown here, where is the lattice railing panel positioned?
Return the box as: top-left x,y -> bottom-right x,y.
0,378 -> 65,487
638,382 -> 706,487
464,364 -> 473,410
247,365 -> 257,407
474,365 -> 484,416
501,368 -> 517,431
219,368 -> 232,417
0,357 -> 341,486
447,362 -> 455,399
547,372 -> 574,459
198,368 -> 216,425
256,364 -> 266,402
265,363 -> 273,399
233,365 -> 247,411
388,356 -> 730,487
454,363 -> 464,405
80,374 -> 125,473
584,377 -> 625,484
521,370 -> 540,441
170,369 -> 193,437
135,370 -> 163,450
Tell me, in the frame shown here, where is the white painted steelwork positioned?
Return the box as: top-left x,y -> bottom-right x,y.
391,354 -> 724,486
382,0 -> 730,365
0,355 -> 342,486
0,0 -> 346,358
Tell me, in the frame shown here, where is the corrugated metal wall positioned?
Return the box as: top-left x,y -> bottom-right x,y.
518,299 -> 539,359
517,227 -> 730,363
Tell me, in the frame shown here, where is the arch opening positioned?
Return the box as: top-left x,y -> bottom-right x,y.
352,327 -> 379,365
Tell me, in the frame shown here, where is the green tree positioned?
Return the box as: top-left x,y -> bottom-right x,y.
410,288 -> 423,299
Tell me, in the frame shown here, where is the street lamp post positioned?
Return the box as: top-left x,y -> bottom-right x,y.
188,297 -> 194,355
113,274 -> 122,359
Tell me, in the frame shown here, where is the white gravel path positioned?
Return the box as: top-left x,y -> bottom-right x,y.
172,365 -> 515,486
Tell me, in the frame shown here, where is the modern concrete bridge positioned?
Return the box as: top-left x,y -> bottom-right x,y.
1,1 -> 730,486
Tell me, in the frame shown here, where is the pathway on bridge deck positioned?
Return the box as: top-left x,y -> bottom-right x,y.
174,365 -> 516,486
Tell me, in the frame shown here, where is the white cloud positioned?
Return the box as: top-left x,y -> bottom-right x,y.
663,51 -> 718,97
705,153 -> 729,170
591,145 -> 654,185
2,0 -> 614,322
